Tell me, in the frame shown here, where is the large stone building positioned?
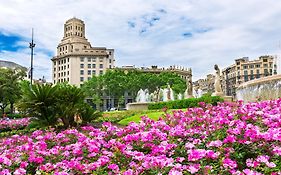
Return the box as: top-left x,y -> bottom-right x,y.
51,18 -> 115,86
222,55 -> 277,97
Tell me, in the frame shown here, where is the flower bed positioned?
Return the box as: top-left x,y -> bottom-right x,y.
0,118 -> 30,132
1,99 -> 281,174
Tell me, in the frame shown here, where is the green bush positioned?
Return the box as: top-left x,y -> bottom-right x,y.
7,113 -> 25,119
148,96 -> 224,110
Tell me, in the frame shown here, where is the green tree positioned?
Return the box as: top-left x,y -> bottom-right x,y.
82,76 -> 104,111
0,68 -> 26,114
19,82 -> 95,128
19,82 -> 58,127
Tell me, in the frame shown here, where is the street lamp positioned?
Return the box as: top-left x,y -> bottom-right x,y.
29,28 -> 35,86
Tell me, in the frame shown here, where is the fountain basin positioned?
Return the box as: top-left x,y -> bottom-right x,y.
126,102 -> 151,111
236,74 -> 281,102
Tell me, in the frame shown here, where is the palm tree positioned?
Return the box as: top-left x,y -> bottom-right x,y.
19,82 -> 58,126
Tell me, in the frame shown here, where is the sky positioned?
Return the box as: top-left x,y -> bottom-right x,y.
1,0 -> 281,81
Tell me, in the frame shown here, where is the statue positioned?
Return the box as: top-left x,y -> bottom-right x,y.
167,84 -> 171,101
153,87 -> 160,102
213,64 -> 224,96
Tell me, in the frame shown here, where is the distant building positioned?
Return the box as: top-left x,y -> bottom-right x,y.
193,74 -> 215,94
222,55 -> 277,97
51,17 -> 115,86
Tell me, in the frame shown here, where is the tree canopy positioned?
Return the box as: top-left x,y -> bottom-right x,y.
82,69 -> 187,108
0,68 -> 26,114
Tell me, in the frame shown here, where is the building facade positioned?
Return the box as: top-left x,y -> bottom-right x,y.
193,74 -> 215,95
222,55 -> 277,97
51,18 -> 115,86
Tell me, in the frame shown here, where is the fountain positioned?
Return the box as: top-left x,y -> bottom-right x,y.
136,89 -> 150,102
127,85 -> 176,110
236,74 -> 281,102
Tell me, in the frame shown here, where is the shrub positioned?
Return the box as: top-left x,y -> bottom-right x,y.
148,96 -> 224,110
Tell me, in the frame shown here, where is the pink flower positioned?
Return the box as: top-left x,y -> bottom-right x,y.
13,168 -> 26,175
188,149 -> 206,161
223,158 -> 237,169
187,164 -> 200,174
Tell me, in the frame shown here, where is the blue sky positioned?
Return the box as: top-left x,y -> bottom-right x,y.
1,0 -> 281,81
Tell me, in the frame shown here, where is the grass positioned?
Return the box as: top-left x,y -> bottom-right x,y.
118,111 -> 165,125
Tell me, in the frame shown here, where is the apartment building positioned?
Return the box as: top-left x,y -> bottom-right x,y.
222,55 -> 277,97
51,17 -> 115,86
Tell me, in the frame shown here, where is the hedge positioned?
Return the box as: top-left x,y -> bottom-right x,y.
148,96 -> 224,110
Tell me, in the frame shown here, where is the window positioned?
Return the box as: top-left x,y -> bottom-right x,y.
264,69 -> 268,76
263,59 -> 268,62
92,70 -> 96,75
58,73 -> 60,77
54,62 -> 56,66
80,64 -> 84,68
109,65 -> 112,69
243,65 -> 248,69
88,57 -> 91,62
244,70 -> 248,75
88,77 -> 91,80
92,64 -> 96,68
54,68 -> 56,71
100,70 -> 103,75
67,71 -> 69,75
237,67 -> 240,70
250,65 -> 254,69
64,65 -> 66,69
67,58 -> 69,62
64,72 -> 66,76
80,70 -> 84,75
250,74 -> 254,80
100,64 -> 103,69
263,64 -> 268,68
88,70 -> 91,75
99,58 -> 103,62
109,51 -> 112,55
64,59 -> 66,64
54,74 -> 56,78
244,75 -> 248,82
67,64 -> 69,68
80,57 -> 84,62
54,80 -> 56,84
256,64 -> 260,68
88,64 -> 91,68
270,69 -> 272,75
109,59 -> 112,63
80,77 -> 84,82
59,67 -> 60,71
58,60 -> 60,65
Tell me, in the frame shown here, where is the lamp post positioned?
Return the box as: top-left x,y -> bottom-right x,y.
29,28 -> 35,86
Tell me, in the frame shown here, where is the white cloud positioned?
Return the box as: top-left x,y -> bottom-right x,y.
0,0 -> 281,81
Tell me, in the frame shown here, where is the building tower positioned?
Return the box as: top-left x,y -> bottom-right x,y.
51,17 -> 115,86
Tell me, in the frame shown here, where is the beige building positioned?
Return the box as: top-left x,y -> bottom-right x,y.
193,74 -> 215,95
222,55 -> 277,97
51,17 -> 115,86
